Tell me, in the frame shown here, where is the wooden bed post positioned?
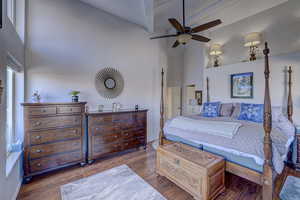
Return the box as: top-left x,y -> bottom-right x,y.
206,77 -> 210,102
159,68 -> 165,146
262,42 -> 274,200
287,66 -> 293,123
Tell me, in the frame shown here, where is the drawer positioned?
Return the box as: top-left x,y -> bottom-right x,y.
122,129 -> 134,140
28,115 -> 81,130
89,115 -> 113,125
26,106 -> 57,116
113,113 -> 132,122
92,142 -> 122,157
91,125 -> 116,136
122,139 -> 144,150
30,139 -> 82,159
133,128 -> 146,137
57,106 -> 82,114
30,127 -> 81,145
116,121 -> 135,130
133,112 -> 147,120
93,133 -> 122,144
30,151 -> 82,173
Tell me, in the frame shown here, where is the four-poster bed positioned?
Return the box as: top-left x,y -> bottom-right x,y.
158,43 -> 294,200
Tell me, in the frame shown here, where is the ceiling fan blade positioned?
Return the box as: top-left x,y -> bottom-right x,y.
172,40 -> 180,48
168,18 -> 185,33
191,35 -> 210,42
191,19 -> 222,33
150,34 -> 177,39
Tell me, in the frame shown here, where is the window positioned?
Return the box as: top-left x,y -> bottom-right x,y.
6,67 -> 16,156
7,0 -> 16,25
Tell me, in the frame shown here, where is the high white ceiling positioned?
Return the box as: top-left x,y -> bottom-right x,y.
80,0 -> 154,31
80,0 -> 288,33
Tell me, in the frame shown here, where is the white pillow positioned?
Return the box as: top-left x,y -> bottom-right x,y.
276,114 -> 295,139
272,106 -> 283,122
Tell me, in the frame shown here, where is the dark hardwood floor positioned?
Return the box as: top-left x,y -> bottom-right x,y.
17,144 -> 298,200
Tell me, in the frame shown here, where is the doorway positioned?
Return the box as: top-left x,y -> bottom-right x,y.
166,87 -> 182,120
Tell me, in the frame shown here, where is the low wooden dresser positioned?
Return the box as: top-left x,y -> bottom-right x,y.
156,143 -> 225,200
86,110 -> 147,163
22,102 -> 86,182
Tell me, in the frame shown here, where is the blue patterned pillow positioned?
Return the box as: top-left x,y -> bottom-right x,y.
202,102 -> 221,117
238,103 -> 264,123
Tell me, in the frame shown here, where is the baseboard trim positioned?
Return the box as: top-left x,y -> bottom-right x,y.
11,181 -> 22,200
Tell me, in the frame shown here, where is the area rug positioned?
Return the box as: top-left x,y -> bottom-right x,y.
280,176 -> 300,200
60,165 -> 166,200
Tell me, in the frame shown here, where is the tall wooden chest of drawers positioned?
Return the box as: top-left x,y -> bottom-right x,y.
86,110 -> 147,163
22,102 -> 86,182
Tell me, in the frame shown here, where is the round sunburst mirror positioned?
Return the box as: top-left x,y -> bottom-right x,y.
95,68 -> 124,99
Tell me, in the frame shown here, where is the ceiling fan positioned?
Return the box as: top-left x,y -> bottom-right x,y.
150,0 -> 222,48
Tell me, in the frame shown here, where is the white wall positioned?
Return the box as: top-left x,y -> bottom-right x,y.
182,41 -> 205,115
204,52 -> 300,125
26,0 -> 167,142
181,0 -> 300,124
205,0 -> 300,67
0,1 -> 25,200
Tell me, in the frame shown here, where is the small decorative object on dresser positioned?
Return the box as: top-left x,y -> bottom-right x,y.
69,91 -> 80,102
231,72 -> 253,99
156,143 -> 225,200
86,109 -> 147,164
195,90 -> 203,105
22,102 -> 87,183
296,126 -> 300,169
31,90 -> 41,103
0,80 -> 3,104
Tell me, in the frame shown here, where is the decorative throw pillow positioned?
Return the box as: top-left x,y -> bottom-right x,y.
238,103 -> 264,123
220,103 -> 234,117
231,103 -> 241,118
202,102 -> 221,117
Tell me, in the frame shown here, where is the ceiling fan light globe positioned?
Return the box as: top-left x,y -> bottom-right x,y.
177,34 -> 192,44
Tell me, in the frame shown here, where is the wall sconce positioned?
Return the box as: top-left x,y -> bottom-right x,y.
0,80 -> 3,104
244,32 -> 261,61
209,44 -> 222,67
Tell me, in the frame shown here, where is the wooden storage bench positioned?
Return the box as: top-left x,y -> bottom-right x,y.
156,143 -> 225,200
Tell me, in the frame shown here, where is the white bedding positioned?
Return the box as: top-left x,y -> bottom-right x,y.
164,115 -> 295,174
168,116 -> 242,139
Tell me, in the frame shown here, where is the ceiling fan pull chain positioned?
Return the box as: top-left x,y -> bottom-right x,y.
183,0 -> 185,28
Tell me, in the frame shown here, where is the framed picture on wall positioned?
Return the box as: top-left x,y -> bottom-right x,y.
195,90 -> 203,105
231,72 -> 253,99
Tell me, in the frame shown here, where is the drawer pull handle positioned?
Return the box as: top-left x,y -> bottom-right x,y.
42,110 -> 46,113
36,163 -> 41,167
34,122 -> 42,126
36,149 -> 42,153
70,108 -> 73,111
72,130 -> 77,134
35,136 -> 41,139
114,135 -> 118,138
